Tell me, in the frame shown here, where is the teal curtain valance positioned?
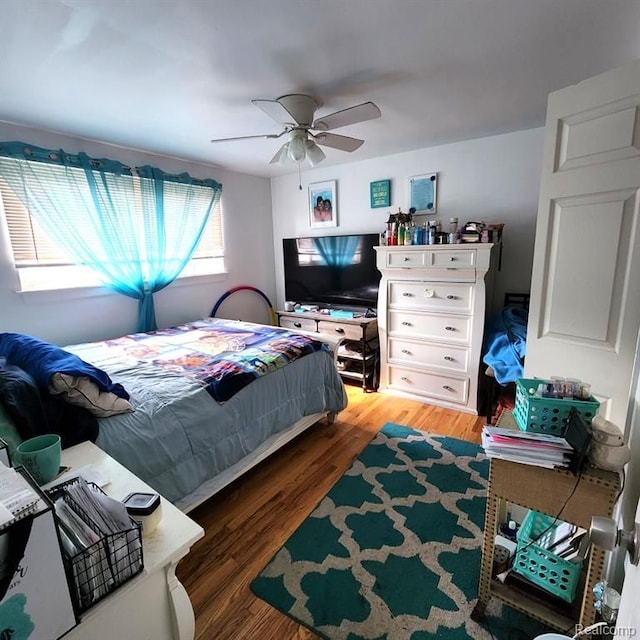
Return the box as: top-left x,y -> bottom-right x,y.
0,141 -> 222,191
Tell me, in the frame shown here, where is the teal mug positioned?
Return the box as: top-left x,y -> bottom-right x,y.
14,434 -> 61,485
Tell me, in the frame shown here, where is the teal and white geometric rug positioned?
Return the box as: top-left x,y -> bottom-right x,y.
251,423 -> 550,640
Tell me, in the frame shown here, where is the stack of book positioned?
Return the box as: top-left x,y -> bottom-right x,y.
482,425 -> 574,469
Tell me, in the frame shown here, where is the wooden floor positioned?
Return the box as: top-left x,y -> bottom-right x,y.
176,384 -> 485,640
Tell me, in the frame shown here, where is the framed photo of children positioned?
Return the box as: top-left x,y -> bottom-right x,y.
309,180 -> 337,228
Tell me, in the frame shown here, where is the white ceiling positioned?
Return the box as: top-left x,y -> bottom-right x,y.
1,0 -> 638,178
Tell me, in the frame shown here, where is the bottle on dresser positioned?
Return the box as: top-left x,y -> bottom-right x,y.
404,222 -> 413,245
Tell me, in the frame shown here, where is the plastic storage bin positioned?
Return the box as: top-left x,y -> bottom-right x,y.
512,510 -> 582,603
513,378 -> 600,435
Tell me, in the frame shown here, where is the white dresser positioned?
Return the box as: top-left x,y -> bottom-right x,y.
375,244 -> 498,414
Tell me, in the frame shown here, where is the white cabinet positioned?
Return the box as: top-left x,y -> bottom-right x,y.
61,442 -> 204,640
375,244 -> 497,414
277,311 -> 379,391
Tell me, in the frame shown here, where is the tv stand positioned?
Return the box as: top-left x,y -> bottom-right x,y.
276,309 -> 379,392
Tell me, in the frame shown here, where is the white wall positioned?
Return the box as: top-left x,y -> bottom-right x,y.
0,122 -> 275,346
271,127 -> 545,312
0,124 -> 545,347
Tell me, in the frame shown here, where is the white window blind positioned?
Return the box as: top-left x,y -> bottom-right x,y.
0,162 -> 225,290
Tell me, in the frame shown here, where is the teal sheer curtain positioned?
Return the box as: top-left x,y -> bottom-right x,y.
0,142 -> 222,332
313,235 -> 360,266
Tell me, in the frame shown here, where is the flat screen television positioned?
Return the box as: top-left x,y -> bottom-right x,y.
283,233 -> 381,309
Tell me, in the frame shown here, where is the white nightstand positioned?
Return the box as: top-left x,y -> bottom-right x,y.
60,441 -> 204,640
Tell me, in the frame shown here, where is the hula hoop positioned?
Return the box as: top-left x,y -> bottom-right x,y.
210,286 -> 276,325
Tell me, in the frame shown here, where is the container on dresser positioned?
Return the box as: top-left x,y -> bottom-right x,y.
276,310 -> 379,392
375,244 -> 498,414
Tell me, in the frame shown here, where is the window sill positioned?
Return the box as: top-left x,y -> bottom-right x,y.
14,258 -> 227,296
16,271 -> 228,299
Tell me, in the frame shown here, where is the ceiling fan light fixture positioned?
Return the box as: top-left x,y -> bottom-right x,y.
306,140 -> 326,166
287,132 -> 307,162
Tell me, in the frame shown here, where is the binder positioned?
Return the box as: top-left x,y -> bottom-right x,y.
0,468 -> 76,640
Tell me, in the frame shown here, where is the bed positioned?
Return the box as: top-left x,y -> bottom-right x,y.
0,318 -> 347,512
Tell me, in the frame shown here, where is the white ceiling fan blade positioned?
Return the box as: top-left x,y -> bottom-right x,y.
211,131 -> 285,143
314,132 -> 364,152
254,95 -> 318,127
312,101 -> 381,131
252,99 -> 299,125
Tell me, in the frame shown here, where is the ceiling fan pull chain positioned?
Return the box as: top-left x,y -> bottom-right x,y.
298,162 -> 302,190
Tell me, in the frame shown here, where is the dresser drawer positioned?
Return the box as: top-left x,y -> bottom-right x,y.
389,310 -> 471,344
317,320 -> 363,341
389,281 -> 473,313
279,316 -> 317,332
383,248 -> 477,270
388,338 -> 470,374
427,250 -> 476,269
385,250 -> 426,268
388,366 -> 469,404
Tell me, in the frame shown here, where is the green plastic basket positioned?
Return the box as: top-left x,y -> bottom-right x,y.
512,510 -> 582,603
513,378 -> 600,435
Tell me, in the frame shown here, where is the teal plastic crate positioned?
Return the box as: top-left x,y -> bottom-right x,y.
513,378 -> 600,435
512,510 -> 583,603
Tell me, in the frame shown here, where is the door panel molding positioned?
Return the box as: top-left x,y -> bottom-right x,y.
539,190 -> 637,348
557,99 -> 640,172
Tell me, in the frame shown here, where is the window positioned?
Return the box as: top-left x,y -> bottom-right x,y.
0,160 -> 225,292
295,237 -> 363,266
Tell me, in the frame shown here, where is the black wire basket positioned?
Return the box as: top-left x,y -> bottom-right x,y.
46,478 -> 144,614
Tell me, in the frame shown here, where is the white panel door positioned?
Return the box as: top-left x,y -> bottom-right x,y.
525,60 -> 640,428
615,498 -> 640,632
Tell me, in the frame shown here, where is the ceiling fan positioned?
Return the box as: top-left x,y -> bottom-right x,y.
210,94 -> 381,166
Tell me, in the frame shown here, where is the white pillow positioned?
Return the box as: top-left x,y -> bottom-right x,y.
50,373 -> 133,418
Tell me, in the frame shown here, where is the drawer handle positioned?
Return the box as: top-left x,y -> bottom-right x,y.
403,257 -> 410,261
294,322 -> 302,328
444,356 -> 455,361
401,349 -> 412,355
443,385 -> 455,392
335,327 -> 345,334
402,292 -> 414,297
402,321 -> 412,326
446,295 -> 457,300
401,376 -> 410,382
445,326 -> 455,331
449,257 -> 456,262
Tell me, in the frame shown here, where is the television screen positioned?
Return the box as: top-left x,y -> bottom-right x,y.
283,233 -> 381,309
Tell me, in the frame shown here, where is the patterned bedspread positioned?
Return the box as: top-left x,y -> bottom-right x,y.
102,318 -> 325,402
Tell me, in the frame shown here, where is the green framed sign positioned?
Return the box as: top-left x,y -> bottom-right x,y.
370,179 -> 391,208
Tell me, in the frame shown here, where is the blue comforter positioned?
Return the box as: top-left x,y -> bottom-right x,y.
482,306 -> 528,385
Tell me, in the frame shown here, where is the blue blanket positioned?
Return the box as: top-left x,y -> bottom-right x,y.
482,306 -> 528,385
0,332 -> 129,399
